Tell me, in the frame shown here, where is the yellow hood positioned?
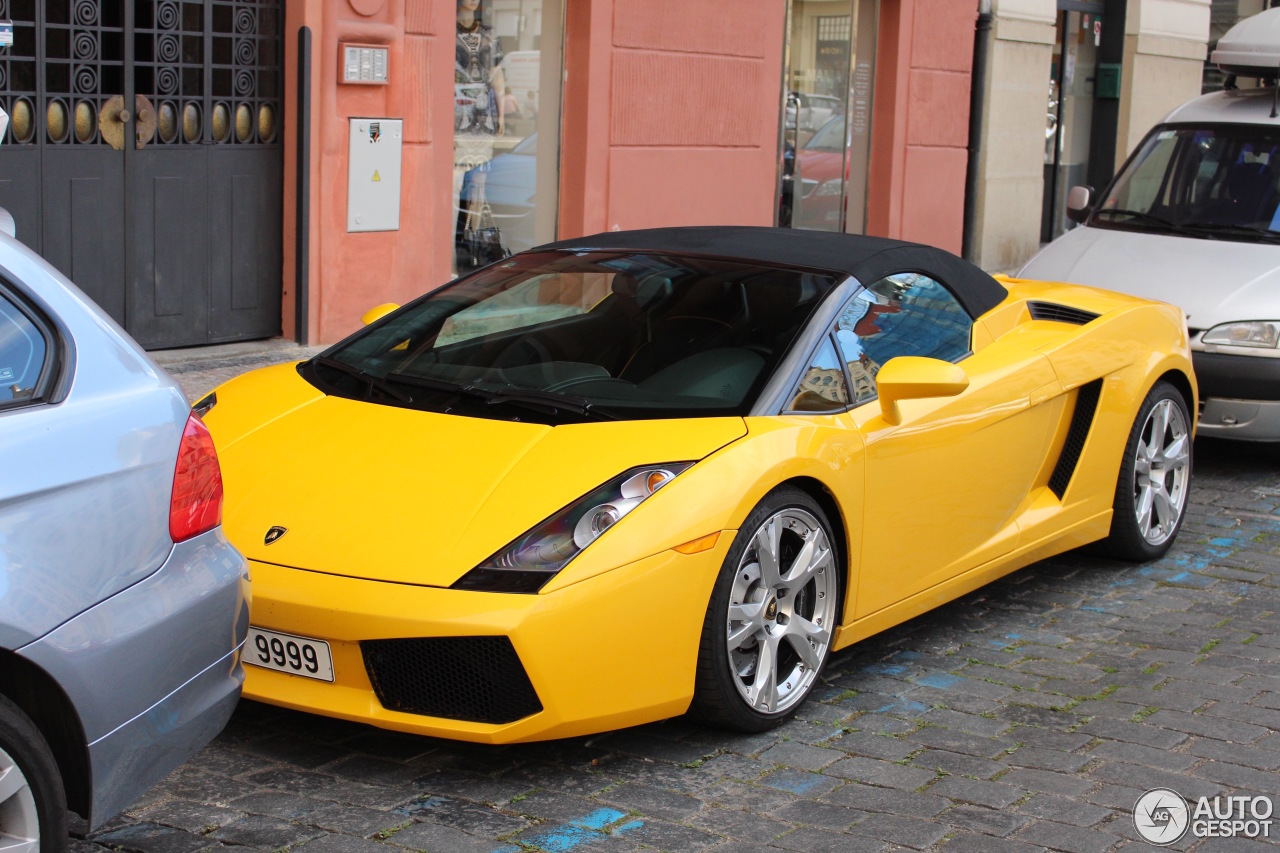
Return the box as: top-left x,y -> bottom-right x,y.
208,365 -> 746,587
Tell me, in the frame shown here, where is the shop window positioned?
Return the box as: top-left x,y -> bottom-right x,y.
778,0 -> 876,235
453,0 -> 561,276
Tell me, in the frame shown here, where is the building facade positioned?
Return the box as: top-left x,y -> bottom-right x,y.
968,0 -> 1213,272
0,0 -> 1217,346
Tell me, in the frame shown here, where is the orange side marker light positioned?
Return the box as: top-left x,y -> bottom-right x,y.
673,532 -> 720,555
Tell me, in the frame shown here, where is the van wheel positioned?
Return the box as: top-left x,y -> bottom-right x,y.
0,694 -> 67,853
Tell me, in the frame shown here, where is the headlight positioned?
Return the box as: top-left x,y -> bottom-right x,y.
1202,321 -> 1280,349
814,179 -> 843,197
451,463 -> 694,593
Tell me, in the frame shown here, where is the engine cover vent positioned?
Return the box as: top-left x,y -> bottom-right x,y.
1028,301 -> 1100,326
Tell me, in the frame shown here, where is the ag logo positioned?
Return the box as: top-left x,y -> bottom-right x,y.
1134,788 -> 1190,845
264,526 -> 288,546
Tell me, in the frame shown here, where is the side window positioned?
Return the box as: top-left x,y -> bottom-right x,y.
833,272 -> 972,404
786,337 -> 849,413
0,290 -> 49,408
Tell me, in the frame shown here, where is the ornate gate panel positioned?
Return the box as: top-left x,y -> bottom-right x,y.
0,0 -> 283,348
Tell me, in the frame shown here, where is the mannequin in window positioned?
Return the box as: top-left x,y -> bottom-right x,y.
456,0 -> 506,141
454,0 -> 509,270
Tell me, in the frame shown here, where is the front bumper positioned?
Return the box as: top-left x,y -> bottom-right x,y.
243,535 -> 731,743
19,529 -> 249,828
1193,351 -> 1280,440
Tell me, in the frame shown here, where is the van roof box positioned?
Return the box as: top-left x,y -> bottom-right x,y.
1214,7 -> 1280,78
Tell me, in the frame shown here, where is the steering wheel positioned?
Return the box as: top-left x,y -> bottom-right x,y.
495,335 -> 559,387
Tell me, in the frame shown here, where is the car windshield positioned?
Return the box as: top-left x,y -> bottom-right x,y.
806,117 -> 846,152
306,251 -> 840,423
1091,124 -> 1280,243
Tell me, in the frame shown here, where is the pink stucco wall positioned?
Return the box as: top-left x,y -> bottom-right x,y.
282,0 -> 454,344
558,0 -> 787,239
867,0 -> 975,254
282,0 -> 976,344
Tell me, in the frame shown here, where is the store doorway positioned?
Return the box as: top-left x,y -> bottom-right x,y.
1042,2 -> 1102,242
0,0 -> 285,349
777,0 -> 876,235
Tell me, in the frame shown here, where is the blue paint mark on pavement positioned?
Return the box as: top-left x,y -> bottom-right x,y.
576,808 -> 627,831
613,820 -> 644,836
916,673 -> 963,690
516,807 -> 635,851
863,663 -> 909,676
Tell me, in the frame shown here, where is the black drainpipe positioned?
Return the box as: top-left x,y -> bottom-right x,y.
295,26 -> 313,345
962,1 -> 993,263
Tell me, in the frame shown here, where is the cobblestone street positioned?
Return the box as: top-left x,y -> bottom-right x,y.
78,348 -> 1280,853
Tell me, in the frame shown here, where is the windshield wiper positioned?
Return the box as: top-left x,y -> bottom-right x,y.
1178,222 -> 1280,243
383,370 -> 491,400
311,356 -> 410,402
484,387 -> 621,420
1092,208 -> 1182,229
384,372 -> 620,420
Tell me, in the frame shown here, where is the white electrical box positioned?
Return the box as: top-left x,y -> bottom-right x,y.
347,118 -> 402,233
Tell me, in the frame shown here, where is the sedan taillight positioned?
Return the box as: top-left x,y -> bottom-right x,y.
169,413 -> 224,543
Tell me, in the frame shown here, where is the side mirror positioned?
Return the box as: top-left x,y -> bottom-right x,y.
877,357 -> 969,426
0,208 -> 13,239
361,303 -> 400,326
1066,185 -> 1093,224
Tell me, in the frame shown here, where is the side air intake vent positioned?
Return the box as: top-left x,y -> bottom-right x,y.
1028,301 -> 1100,326
1048,379 -> 1103,499
362,636 -> 543,724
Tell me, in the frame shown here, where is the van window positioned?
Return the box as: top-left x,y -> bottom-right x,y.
1093,125 -> 1280,242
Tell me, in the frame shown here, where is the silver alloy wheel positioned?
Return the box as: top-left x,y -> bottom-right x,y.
0,744 -> 38,853
726,508 -> 837,715
1133,398 -> 1191,545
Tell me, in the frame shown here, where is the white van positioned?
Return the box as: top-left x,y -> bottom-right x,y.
1020,9 -> 1280,441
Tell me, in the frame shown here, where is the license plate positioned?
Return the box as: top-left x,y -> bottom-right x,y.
245,627 -> 335,682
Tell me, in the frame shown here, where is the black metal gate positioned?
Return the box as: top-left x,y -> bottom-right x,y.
0,0 -> 283,349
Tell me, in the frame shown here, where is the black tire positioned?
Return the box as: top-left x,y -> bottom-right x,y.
0,693 -> 67,853
690,486 -> 842,732
1099,380 -> 1193,562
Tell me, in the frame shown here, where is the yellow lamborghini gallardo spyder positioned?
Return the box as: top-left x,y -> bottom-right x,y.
201,227 -> 1196,743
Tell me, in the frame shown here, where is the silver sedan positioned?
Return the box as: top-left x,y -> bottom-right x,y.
0,224 -> 249,849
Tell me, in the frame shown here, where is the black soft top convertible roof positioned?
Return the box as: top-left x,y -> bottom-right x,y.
540,226 -> 1009,319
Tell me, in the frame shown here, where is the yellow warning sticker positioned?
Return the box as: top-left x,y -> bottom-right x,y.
372,170 -> 381,182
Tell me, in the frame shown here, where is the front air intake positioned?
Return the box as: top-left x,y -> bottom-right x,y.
362,636 -> 543,724
1028,301 -> 1100,326
1048,379 -> 1103,499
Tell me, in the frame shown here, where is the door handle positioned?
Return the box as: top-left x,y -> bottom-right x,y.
134,94 -> 157,149
95,94 -> 158,150
98,95 -> 128,150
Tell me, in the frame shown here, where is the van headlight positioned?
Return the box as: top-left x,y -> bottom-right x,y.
1202,321 -> 1280,349
451,463 -> 693,593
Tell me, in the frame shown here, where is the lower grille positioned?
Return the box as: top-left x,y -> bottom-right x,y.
361,636 -> 542,724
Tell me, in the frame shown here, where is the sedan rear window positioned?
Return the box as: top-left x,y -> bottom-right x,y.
308,251 -> 840,422
0,290 -> 48,407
